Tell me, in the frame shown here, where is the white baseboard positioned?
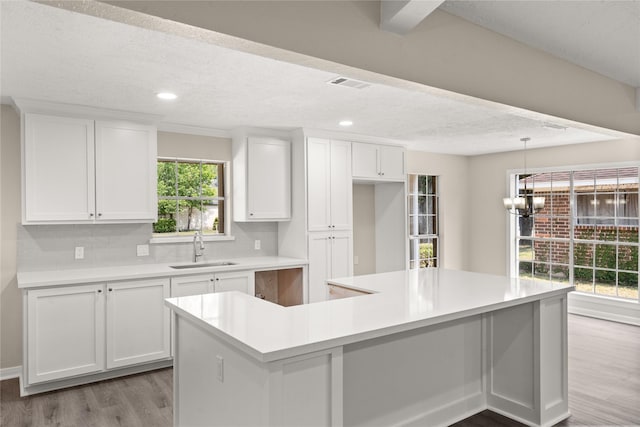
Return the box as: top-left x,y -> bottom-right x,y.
0,366 -> 22,381
568,292 -> 640,326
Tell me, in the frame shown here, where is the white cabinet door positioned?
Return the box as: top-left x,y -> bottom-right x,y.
106,278 -> 170,369
95,121 -> 157,221
171,274 -> 214,297
352,142 -> 405,182
247,137 -> 291,220
379,145 -> 405,180
23,113 -> 95,222
27,284 -> 105,384
352,142 -> 378,179
307,138 -> 352,231
214,271 -> 254,294
307,138 -> 332,231
331,231 -> 353,280
308,232 -> 332,303
329,140 -> 352,230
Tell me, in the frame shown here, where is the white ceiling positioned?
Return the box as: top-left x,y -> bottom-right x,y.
439,0 -> 640,88
0,1 -> 630,155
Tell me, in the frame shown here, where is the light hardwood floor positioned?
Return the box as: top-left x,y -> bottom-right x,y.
2,314 -> 639,427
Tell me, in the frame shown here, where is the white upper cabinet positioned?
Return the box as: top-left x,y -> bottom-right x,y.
233,136 -> 291,222
352,142 -> 406,181
22,112 -> 157,224
95,121 -> 157,221
307,138 -> 352,231
23,114 -> 96,222
378,145 -> 406,180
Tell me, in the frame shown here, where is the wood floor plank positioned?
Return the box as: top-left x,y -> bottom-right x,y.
1,315 -> 638,426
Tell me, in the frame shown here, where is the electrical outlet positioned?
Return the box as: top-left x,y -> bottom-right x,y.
137,244 -> 149,257
74,246 -> 84,260
216,355 -> 224,382
254,240 -> 261,250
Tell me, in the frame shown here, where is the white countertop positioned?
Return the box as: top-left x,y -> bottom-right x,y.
166,268 -> 574,363
17,256 -> 307,288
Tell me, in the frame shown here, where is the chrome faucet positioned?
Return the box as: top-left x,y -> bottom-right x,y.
193,231 -> 205,262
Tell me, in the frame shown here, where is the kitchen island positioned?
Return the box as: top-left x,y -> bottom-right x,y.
166,268 -> 574,427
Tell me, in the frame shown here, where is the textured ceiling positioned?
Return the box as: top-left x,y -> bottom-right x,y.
440,0 -> 640,88
0,1 -> 625,155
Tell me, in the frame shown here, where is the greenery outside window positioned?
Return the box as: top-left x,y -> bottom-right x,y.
154,158 -> 226,237
408,174 -> 439,268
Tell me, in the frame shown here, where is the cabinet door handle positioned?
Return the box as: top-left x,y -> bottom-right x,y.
97,289 -> 102,293
216,278 -> 220,281
108,288 -> 113,292
381,172 -> 385,176
89,213 -> 94,217
249,213 -> 254,216
98,213 -> 103,217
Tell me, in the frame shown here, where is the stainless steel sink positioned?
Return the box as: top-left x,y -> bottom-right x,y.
170,262 -> 237,269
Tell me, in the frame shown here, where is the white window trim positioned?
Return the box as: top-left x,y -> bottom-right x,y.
150,235 -> 236,244
151,157 -> 233,242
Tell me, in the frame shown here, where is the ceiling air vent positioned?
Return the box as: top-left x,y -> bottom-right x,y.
327,76 -> 371,89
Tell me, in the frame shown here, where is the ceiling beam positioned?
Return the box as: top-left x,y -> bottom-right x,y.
380,0 -> 446,35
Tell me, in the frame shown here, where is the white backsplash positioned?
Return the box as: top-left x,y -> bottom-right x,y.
17,222 -> 278,272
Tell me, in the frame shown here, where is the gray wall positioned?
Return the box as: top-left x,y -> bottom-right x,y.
1,105 -> 22,371
352,184 -> 376,275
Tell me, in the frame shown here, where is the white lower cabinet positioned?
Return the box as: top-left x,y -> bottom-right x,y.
214,270 -> 254,294
25,278 -> 170,386
171,274 -> 214,297
106,279 -> 170,369
308,231 -> 352,303
27,284 -> 105,384
170,271 -> 254,297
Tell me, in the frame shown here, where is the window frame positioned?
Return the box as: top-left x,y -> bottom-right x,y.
506,162 -> 639,302
407,174 -> 440,268
150,157 -> 234,243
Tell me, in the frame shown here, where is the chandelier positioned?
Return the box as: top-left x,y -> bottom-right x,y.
503,137 -> 545,218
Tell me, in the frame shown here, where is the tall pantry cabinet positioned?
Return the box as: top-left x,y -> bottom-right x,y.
306,138 -> 353,302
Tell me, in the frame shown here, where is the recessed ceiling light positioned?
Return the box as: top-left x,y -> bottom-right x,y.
157,92 -> 177,100
339,120 -> 353,127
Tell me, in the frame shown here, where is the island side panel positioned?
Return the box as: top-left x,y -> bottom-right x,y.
486,302 -> 538,423
486,296 -> 570,427
342,316 -> 485,427
174,313 -> 343,427
267,348 -> 343,426
539,295 -> 569,426
174,316 -> 270,427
